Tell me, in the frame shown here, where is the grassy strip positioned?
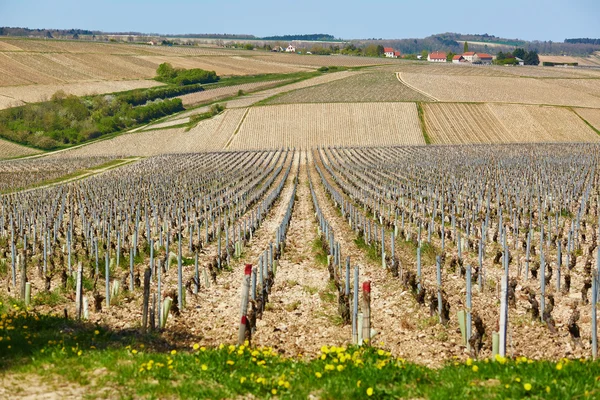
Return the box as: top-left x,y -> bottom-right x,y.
0,302 -> 598,399
571,107 -> 600,136
416,102 -> 432,145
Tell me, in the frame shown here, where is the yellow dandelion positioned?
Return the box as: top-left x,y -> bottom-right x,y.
201,364 -> 208,371
472,365 -> 479,372
524,383 -> 532,391
271,389 -> 277,395
171,350 -> 177,355
337,365 -> 345,372
77,350 -> 82,356
556,363 -> 563,371
315,372 -> 322,378
227,360 -> 235,365
193,343 -> 200,350
131,349 -> 138,355
357,380 -> 361,387
366,387 -> 374,396
240,377 -> 247,384
546,386 -> 551,393
466,358 -> 473,366
94,330 -> 100,335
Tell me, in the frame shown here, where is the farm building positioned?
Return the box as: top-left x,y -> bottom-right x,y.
285,44 -> 296,53
394,51 -> 401,58
473,53 -> 493,65
462,51 -> 476,62
452,55 -> 465,64
428,52 -> 447,62
384,47 -> 395,58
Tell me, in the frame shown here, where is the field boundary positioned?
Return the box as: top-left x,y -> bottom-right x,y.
572,107 -> 600,136
396,72 -> 439,101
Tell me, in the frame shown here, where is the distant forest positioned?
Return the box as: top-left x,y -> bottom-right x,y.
0,27 -> 337,42
565,38 -> 600,45
361,33 -> 600,57
1,27 -> 599,56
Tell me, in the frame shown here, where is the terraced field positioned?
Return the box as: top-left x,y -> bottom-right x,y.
264,72 -> 432,104
227,102 -> 424,149
424,103 -> 600,144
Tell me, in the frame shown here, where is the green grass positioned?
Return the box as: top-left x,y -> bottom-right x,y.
203,71 -> 321,89
354,236 -> 380,263
416,102 -> 431,145
0,300 -> 599,398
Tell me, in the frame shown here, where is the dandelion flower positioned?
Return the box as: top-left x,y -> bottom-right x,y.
366,387 -> 374,396
524,383 -> 532,391
472,365 -> 479,372
556,363 -> 563,371
271,389 -> 277,395
315,372 -> 322,378
94,330 -> 100,335
227,360 -> 235,365
357,380 -> 361,387
466,358 -> 473,366
193,343 -> 200,350
201,364 -> 208,371
171,350 -> 177,355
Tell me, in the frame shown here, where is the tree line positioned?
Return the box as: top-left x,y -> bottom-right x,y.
0,65 -> 222,150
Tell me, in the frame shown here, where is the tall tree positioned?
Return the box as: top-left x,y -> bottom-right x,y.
446,52 -> 456,62
464,41 -> 469,52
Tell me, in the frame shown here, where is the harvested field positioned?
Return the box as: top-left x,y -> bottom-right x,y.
424,102 -> 600,144
381,63 -> 514,77
253,53 -> 404,68
539,54 -> 600,67
574,108 -> 600,132
402,73 -> 600,107
171,71 -> 359,120
0,80 -> 164,109
549,78 -> 600,98
138,55 -> 309,76
52,108 -> 248,157
228,103 -> 424,149
178,80 -> 289,106
0,138 -> 41,159
264,72 -> 432,104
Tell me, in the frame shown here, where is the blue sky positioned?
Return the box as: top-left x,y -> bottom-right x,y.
1,0 -> 598,42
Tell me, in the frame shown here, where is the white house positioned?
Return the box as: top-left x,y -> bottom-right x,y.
427,52 -> 447,62
384,47 -> 395,58
285,44 -> 296,53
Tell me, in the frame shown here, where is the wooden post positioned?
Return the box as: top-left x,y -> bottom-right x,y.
142,268 -> 151,333
352,265 -> 359,344
238,264 -> 252,345
362,281 -> 371,344
417,246 -> 422,294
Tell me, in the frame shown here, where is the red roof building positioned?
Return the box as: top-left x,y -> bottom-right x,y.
427,52 -> 447,62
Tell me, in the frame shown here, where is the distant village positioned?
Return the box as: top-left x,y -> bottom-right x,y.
384,47 -> 525,65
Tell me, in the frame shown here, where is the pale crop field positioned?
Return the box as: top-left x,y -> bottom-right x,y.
51,108 -> 247,157
179,80 -> 289,106
574,108 -> 600,132
253,53 -> 405,68
402,73 -> 600,108
424,103 -> 600,144
227,102 -> 424,149
549,79 -> 600,98
264,72 -> 432,104
138,55 -> 309,76
0,138 -> 42,159
385,63 -> 513,77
